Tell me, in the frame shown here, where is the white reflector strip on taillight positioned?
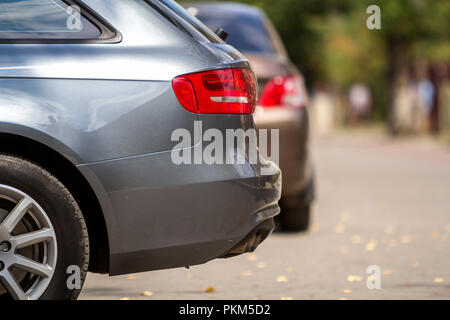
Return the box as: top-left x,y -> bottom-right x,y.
210,96 -> 249,103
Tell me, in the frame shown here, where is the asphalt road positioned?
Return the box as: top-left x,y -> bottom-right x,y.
80,131 -> 450,300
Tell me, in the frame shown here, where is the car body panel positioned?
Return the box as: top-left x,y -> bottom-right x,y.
79,115 -> 281,274
0,79 -> 199,163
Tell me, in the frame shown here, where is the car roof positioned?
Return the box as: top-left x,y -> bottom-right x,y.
187,2 -> 265,18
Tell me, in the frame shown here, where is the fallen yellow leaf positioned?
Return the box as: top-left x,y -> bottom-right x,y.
240,271 -> 253,277
120,297 -> 130,300
400,235 -> 412,244
140,291 -> 153,297
365,240 -> 377,252
342,289 -> 352,294
382,270 -> 394,276
247,254 -> 258,261
126,274 -> 138,280
203,287 -> 215,293
276,276 -> 288,283
340,212 -> 350,222
256,262 -> 266,269
351,235 -> 362,244
334,224 -> 346,234
384,225 -> 395,235
434,277 -> 444,284
280,297 -> 293,300
346,275 -> 362,282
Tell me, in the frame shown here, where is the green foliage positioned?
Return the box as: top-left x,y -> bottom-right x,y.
180,0 -> 449,120
221,0 -> 449,119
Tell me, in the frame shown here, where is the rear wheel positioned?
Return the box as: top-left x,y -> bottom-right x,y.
279,203 -> 311,232
279,177 -> 315,232
0,155 -> 88,300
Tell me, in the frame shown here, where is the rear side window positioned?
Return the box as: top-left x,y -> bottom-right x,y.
0,0 -> 101,39
194,11 -> 275,54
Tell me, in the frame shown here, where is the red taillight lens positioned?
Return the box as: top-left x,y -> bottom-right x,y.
259,75 -> 308,109
172,68 -> 257,114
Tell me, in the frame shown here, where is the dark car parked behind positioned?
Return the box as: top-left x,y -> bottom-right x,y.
188,2 -> 315,231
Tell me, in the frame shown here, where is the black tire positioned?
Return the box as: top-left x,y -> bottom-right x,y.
279,203 -> 311,232
0,154 -> 89,300
278,175 -> 315,232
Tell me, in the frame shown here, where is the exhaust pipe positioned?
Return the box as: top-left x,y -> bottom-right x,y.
220,218 -> 274,258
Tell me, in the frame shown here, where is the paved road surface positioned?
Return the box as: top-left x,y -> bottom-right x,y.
81,132 -> 450,300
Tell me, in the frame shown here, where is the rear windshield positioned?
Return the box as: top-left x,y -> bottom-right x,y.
154,0 -> 223,43
192,10 -> 275,54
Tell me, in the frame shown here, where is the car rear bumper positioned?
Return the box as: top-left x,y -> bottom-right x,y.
78,145 -> 281,275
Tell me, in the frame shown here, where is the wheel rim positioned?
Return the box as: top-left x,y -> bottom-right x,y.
0,185 -> 57,300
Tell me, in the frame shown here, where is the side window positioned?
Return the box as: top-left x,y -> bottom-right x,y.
0,0 -> 101,40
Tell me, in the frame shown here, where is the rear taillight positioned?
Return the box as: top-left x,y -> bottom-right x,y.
259,75 -> 308,109
172,68 -> 257,114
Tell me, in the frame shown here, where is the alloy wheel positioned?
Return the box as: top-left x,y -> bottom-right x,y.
0,185 -> 57,300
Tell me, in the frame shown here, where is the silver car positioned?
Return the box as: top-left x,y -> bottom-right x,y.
0,0 -> 281,300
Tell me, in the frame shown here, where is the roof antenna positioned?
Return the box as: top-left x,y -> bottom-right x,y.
215,28 -> 229,42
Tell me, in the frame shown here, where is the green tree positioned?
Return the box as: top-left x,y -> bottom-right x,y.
233,0 -> 450,126
185,0 -> 450,126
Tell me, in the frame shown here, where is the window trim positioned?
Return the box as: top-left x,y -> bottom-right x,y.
145,0 -> 224,44
0,0 -> 122,44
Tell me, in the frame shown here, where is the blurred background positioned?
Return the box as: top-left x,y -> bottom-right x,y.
81,0 -> 450,300
189,0 -> 450,138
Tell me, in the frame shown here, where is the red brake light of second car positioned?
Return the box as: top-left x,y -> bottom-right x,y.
172,68 -> 257,114
259,75 -> 308,109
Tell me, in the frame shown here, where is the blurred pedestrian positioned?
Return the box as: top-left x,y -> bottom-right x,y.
311,83 -> 335,135
418,79 -> 435,115
349,84 -> 372,124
